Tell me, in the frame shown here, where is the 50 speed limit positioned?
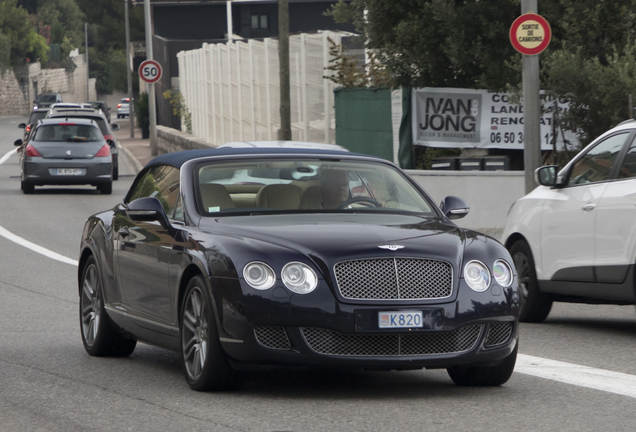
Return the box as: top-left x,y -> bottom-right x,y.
490,132 -> 523,144
138,60 -> 162,84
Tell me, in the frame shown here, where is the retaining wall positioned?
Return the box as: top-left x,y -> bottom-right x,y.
153,126 -> 525,237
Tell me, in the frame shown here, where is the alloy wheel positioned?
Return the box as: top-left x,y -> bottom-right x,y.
81,264 -> 101,347
182,286 -> 209,381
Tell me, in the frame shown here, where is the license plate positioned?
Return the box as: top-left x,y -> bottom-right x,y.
378,311 -> 424,329
55,168 -> 84,176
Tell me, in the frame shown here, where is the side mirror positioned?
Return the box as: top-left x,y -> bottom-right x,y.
111,123 -> 120,131
535,165 -> 558,187
107,139 -> 116,148
127,197 -> 170,227
126,197 -> 186,240
18,123 -> 26,129
14,139 -> 23,147
440,196 -> 470,220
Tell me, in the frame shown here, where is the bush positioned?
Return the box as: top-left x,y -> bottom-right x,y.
135,92 -> 149,129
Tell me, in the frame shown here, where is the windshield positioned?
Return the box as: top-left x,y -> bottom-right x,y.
195,158 -> 436,216
32,124 -> 103,142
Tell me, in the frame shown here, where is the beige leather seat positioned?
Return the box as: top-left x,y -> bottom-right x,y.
255,184 -> 302,210
299,185 -> 322,209
200,183 -> 235,211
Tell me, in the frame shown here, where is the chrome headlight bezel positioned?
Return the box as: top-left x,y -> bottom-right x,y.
464,260 -> 491,292
493,259 -> 513,287
243,261 -> 276,290
281,261 -> 318,294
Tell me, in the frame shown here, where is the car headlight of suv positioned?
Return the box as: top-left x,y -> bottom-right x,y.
464,260 -> 491,292
282,262 -> 318,294
493,259 -> 513,287
243,261 -> 276,290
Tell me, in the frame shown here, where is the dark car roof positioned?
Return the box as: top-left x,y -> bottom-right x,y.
146,148 -> 372,169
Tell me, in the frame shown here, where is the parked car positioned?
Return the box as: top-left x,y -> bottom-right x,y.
78,147 -> 520,391
503,120 -> 636,322
18,107 -> 49,141
117,98 -> 130,118
13,118 -> 114,194
88,101 -> 111,123
46,106 -> 121,180
33,93 -> 62,109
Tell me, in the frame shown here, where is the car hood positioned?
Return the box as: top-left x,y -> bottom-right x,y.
199,213 -> 467,267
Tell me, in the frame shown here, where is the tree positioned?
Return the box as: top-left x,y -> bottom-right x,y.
0,0 -> 48,66
327,0 -> 520,90
36,0 -> 84,48
73,0 -> 145,93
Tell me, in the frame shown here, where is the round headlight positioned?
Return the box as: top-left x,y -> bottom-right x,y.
281,262 -> 318,294
243,262 -> 276,290
464,260 -> 491,292
493,259 -> 513,287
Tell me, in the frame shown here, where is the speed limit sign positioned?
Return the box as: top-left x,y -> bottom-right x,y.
139,60 -> 162,84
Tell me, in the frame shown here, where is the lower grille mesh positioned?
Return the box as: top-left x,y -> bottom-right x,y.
484,322 -> 513,347
301,325 -> 482,357
254,326 -> 291,350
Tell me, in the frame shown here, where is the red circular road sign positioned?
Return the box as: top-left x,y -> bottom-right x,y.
139,59 -> 163,84
510,13 -> 551,55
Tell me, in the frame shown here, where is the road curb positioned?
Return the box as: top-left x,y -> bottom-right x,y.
119,144 -> 145,174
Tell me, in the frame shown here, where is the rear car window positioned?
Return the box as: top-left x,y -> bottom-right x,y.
32,124 -> 103,142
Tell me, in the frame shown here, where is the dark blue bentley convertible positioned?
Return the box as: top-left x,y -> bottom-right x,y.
78,147 -> 519,391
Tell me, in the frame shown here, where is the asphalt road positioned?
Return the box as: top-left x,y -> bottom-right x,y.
1,115 -> 636,432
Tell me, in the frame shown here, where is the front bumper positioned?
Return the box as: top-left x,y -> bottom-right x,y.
23,157 -> 112,186
211,277 -> 520,369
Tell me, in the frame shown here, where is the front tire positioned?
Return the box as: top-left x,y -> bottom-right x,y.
181,276 -> 242,391
80,256 -> 136,357
447,342 -> 518,386
510,240 -> 552,322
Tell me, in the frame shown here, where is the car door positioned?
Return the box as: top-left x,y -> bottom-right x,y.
594,133 -> 636,285
115,165 -> 181,325
540,132 -> 630,282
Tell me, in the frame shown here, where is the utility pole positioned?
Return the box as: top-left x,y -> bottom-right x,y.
144,0 -> 158,155
278,0 -> 291,140
521,0 -> 541,194
125,0 -> 135,137
85,23 -> 89,101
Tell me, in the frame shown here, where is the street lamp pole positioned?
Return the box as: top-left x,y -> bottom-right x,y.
125,0 -> 135,137
143,0 -> 158,155
278,0 -> 291,140
85,23 -> 89,101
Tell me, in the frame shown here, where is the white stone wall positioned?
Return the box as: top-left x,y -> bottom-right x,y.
0,53 -> 96,115
0,69 -> 29,115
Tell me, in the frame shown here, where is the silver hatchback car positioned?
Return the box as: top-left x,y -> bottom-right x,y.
14,118 -> 114,195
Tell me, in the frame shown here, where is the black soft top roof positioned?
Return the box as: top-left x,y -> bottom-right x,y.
144,148 -> 371,169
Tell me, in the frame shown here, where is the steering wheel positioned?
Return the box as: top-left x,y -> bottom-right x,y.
337,197 -> 382,209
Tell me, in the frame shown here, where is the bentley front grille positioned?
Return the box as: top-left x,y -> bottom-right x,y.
484,322 -> 513,347
334,258 -> 453,300
301,325 -> 482,357
254,326 -> 291,350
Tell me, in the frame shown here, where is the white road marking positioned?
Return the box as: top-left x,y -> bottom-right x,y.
0,149 -> 78,266
0,226 -> 78,266
516,354 -> 636,399
0,148 -> 17,165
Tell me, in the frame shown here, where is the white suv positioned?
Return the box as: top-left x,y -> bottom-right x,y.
502,120 -> 636,322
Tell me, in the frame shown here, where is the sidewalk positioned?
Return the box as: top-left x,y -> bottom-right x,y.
112,119 -> 152,174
